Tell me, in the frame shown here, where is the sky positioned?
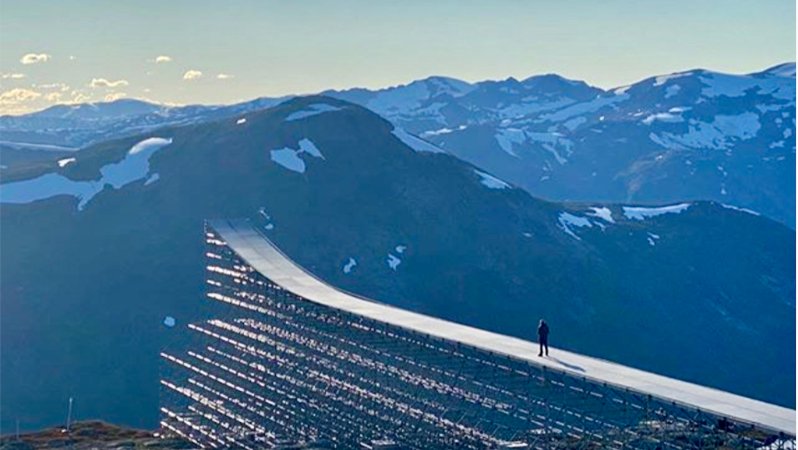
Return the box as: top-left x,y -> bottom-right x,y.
0,0 -> 795,115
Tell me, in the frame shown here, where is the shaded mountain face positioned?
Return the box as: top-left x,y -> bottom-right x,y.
0,97 -> 794,433
327,64 -> 797,228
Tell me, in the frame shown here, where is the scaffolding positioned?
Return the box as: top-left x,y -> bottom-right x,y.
159,220 -> 796,449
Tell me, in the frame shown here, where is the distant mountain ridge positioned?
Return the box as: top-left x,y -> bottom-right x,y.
0,97 -> 794,433
0,97 -> 287,150
325,62 -> 797,227
2,63 -> 794,226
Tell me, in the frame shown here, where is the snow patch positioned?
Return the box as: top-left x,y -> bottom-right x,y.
285,103 -> 342,121
541,94 -> 628,122
587,206 -> 615,223
525,131 -> 574,164
649,113 -> 761,150
270,138 -> 324,174
367,77 -> 473,118
395,245 -> 406,254
387,254 -> 401,270
258,207 -> 276,230
495,128 -> 526,157
623,203 -> 691,220
236,118 -> 247,125
474,170 -> 510,189
647,232 -> 660,246
392,128 -> 445,153
0,137 -> 172,210
700,72 -> 795,100
421,125 -> 466,137
297,138 -> 324,158
769,141 -> 785,149
654,72 -> 691,86
342,257 -> 357,274
562,116 -> 587,131
756,104 -> 783,113
642,112 -> 684,125
0,173 -> 102,210
270,149 -> 306,173
144,173 -> 160,185
721,204 -> 760,216
542,144 -> 567,165
163,316 -> 176,327
664,84 -> 681,98
57,157 -> 76,167
102,137 -> 173,189
613,85 -> 632,95
558,212 -> 593,240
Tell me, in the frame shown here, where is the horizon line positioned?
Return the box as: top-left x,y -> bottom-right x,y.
4,60 -> 794,118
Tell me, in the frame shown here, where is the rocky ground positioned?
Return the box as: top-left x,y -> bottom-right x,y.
0,421 -> 190,450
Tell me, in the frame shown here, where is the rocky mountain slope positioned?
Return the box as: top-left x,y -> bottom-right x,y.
0,97 -> 794,432
327,63 -> 797,227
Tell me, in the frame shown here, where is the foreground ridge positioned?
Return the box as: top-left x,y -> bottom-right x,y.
158,218 -> 795,449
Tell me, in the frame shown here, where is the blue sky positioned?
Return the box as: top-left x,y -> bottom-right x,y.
0,0 -> 794,114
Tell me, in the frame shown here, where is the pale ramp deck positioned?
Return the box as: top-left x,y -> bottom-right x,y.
210,218 -> 795,437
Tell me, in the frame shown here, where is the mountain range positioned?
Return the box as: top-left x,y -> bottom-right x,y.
2,63 -> 794,227
325,63 -> 796,227
0,96 -> 794,433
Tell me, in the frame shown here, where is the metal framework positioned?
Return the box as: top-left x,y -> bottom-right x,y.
159,220 -> 796,449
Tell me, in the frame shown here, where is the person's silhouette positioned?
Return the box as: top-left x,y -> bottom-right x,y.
537,319 -> 549,357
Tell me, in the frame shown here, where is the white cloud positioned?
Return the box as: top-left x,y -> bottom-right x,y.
154,55 -> 172,63
37,82 -> 70,91
183,70 -> 203,80
216,73 -> 234,80
0,86 -> 94,114
20,53 -> 51,64
0,88 -> 42,106
1,73 -> 26,79
68,90 -> 91,104
90,78 -> 129,88
49,89 -> 90,106
104,92 -> 127,102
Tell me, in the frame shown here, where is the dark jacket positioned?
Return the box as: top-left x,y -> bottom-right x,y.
538,322 -> 550,340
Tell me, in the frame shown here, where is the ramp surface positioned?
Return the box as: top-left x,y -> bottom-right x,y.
210,218 -> 795,436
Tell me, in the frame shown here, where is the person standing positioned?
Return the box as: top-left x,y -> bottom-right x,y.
537,319 -> 549,356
